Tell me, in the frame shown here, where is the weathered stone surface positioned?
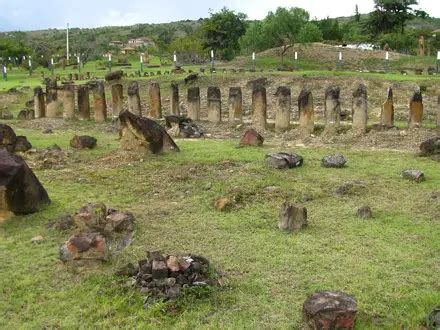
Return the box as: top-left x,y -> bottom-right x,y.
239,129 -> 264,146
63,84 -> 75,119
0,150 -> 51,215
322,154 -> 347,168
46,78 -> 59,118
303,291 -> 357,330
105,70 -> 123,82
90,81 -> 107,123
184,73 -> 198,84
352,83 -> 368,135
275,86 -> 291,133
265,153 -> 303,169
34,86 -> 46,118
17,109 -> 35,120
187,87 -> 200,121
59,232 -> 107,262
165,115 -> 203,138
402,169 -> 425,183
278,202 -> 308,232
252,85 -> 267,130
0,124 -> 17,152
70,135 -> 97,149
47,214 -> 74,231
111,84 -> 123,118
152,260 -> 168,279
298,89 -> 314,134
246,77 -> 267,89
357,206 -> 372,219
324,86 -> 341,134
127,81 -> 142,116
228,87 -> 242,124
149,82 -> 162,119
77,85 -> 90,120
207,86 -> 221,122
14,136 -> 32,152
419,137 -> 440,157
119,111 -> 179,154
409,90 -> 423,129
214,197 -> 234,211
170,82 -> 180,115
381,87 -> 394,127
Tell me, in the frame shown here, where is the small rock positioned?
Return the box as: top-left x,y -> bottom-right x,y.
419,137 -> 440,157
321,153 -> 347,168
42,129 -> 53,134
70,135 -> 97,149
356,206 -> 372,219
204,182 -> 213,190
165,286 -> 181,300
46,214 -> 74,231
152,260 -> 168,279
266,153 -> 303,169
239,129 -> 264,146
214,197 -> 233,211
166,255 -> 180,272
278,202 -> 308,233
402,169 -> 425,183
31,235 -> 44,244
263,186 -> 279,193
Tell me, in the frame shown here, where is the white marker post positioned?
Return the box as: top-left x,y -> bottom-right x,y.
211,50 -> 215,71
294,51 -> 298,70
140,53 -> 144,73
28,58 -> 32,75
173,51 -> 177,69
2,65 -> 7,81
77,55 -> 81,73
384,51 -> 389,71
108,54 -> 112,72
50,57 -> 54,75
337,51 -> 343,70
437,50 -> 440,73
252,52 -> 256,71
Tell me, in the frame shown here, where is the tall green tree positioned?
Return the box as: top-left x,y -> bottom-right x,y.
298,22 -> 323,43
201,7 -> 247,60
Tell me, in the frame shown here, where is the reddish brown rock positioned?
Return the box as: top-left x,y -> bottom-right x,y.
239,129 -> 264,146
409,90 -> 423,129
303,291 -> 357,330
59,232 -> 107,262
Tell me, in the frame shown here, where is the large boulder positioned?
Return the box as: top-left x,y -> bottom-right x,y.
0,150 -> 51,215
119,111 -> 180,154
419,137 -> 440,157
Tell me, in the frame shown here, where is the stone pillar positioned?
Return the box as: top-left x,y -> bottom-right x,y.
252,85 -> 267,130
207,86 -> 221,122
298,89 -> 314,134
63,84 -> 75,119
111,84 -> 123,119
275,86 -> 291,133
352,83 -> 368,135
409,90 -> 423,129
170,82 -> 180,116
149,82 -> 162,119
324,86 -> 341,134
381,87 -> 394,128
34,86 -> 46,118
92,81 -> 107,123
46,78 -> 59,118
127,81 -> 142,116
187,87 -> 200,121
437,93 -> 440,128
77,85 -> 90,120
228,87 -> 242,124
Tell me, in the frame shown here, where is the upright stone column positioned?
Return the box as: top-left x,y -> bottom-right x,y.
381,87 -> 394,128
46,78 -> 59,118
149,82 -> 162,119
275,86 -> 291,133
207,86 -> 221,122
92,81 -> 107,123
34,86 -> 46,118
252,85 -> 267,130
352,83 -> 368,135
437,93 -> 440,128
170,82 -> 180,116
111,84 -> 123,119
228,87 -> 242,124
77,85 -> 90,120
298,89 -> 314,134
187,87 -> 200,121
127,81 -> 142,116
63,84 -> 75,119
324,86 -> 341,134
409,90 -> 423,129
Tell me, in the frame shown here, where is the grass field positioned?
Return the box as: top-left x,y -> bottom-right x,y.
0,119 -> 439,329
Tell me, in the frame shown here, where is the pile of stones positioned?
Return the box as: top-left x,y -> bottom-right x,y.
57,203 -> 135,262
117,251 -> 219,302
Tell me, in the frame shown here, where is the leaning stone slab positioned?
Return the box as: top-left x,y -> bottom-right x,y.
265,153 -> 303,169
303,291 -> 357,330
0,150 -> 51,216
119,111 -> 179,154
278,202 -> 307,232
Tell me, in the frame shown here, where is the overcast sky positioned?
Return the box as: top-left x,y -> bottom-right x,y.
0,0 -> 439,32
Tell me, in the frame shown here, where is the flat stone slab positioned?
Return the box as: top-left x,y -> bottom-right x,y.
265,153 -> 303,169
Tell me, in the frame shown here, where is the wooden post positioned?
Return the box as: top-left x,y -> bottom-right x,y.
63,84 -> 75,119
252,85 -> 267,130
352,83 -> 368,135
207,86 -> 221,122
77,85 -> 90,120
127,81 -> 142,116
187,87 -> 200,121
228,87 -> 242,124
381,87 -> 394,128
149,82 -> 162,119
409,90 -> 423,129
34,86 -> 46,118
298,88 -> 314,134
111,84 -> 123,119
275,86 -> 291,133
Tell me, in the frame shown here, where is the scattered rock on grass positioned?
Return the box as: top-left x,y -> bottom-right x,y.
419,137 -> 440,158
402,169 -> 425,183
239,129 -> 264,147
356,206 -> 372,219
31,235 -> 44,244
321,153 -> 347,168
278,202 -> 308,233
70,135 -> 97,149
266,152 -> 303,169
214,197 -> 234,212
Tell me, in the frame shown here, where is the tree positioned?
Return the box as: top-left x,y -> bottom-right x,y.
365,0 -> 428,36
201,7 -> 247,60
298,22 -> 323,43
263,7 -> 309,62
317,17 -> 343,41
355,4 -> 361,22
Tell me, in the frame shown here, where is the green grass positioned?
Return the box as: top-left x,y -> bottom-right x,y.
1,123 -> 439,329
